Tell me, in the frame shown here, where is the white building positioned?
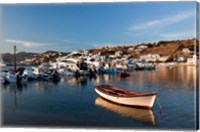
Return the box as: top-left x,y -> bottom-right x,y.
140,54 -> 169,62
187,55 -> 198,66
182,48 -> 191,54
159,56 -> 170,62
177,56 -> 186,62
135,45 -> 148,53
139,54 -> 160,62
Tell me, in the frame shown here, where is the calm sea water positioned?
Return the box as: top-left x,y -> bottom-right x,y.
1,66 -> 198,130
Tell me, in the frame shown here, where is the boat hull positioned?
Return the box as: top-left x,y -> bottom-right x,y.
5,73 -> 17,83
95,88 -> 156,108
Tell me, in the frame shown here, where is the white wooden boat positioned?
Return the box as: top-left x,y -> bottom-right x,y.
4,72 -> 28,84
0,72 -> 7,83
5,72 -> 17,83
23,68 -> 39,80
58,68 -> 74,76
95,97 -> 156,126
95,85 -> 157,108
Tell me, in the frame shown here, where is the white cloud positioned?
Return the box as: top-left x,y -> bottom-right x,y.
160,30 -> 195,39
93,42 -> 118,48
4,39 -> 48,48
129,9 -> 195,31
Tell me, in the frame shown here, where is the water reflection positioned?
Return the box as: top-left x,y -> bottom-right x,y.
66,76 -> 97,86
2,83 -> 27,112
34,81 -> 50,93
99,66 -> 197,92
95,97 -> 156,126
2,83 -> 27,93
76,76 -> 88,86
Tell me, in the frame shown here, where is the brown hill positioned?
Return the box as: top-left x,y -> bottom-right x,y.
2,38 -> 198,65
89,38 -> 198,60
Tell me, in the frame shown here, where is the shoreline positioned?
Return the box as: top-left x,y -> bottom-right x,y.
157,62 -> 198,67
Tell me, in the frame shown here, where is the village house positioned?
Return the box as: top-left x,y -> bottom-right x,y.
177,56 -> 186,62
139,54 -> 170,62
182,48 -> 192,54
115,51 -> 123,57
139,54 -> 160,62
187,55 -> 198,65
127,47 -> 134,52
159,56 -> 170,62
135,45 -> 148,53
81,49 -> 89,56
19,59 -> 30,65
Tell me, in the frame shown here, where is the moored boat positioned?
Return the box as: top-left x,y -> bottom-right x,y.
118,71 -> 130,77
23,67 -> 39,80
95,85 -> 157,108
4,72 -> 17,83
58,68 -> 74,77
0,72 -> 7,83
103,68 -> 123,74
144,64 -> 156,70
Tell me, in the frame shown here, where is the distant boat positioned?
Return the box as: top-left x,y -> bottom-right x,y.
144,64 -> 156,70
135,63 -> 145,70
0,63 -> 6,67
118,71 -> 130,77
0,72 -> 7,83
4,72 -> 17,83
103,68 -> 123,74
2,72 -> 27,84
95,97 -> 156,126
95,85 -> 157,108
58,68 -> 74,77
23,67 -> 39,80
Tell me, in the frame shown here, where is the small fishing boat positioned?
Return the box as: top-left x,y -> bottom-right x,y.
118,72 -> 130,77
95,85 -> 157,108
144,64 -> 156,70
103,68 -> 123,74
58,68 -> 74,77
4,72 -> 17,83
23,67 -> 39,80
0,72 -> 7,83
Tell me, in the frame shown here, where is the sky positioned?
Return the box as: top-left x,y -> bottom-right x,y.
0,2 -> 197,53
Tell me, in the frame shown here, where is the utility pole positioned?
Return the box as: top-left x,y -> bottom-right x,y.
14,45 -> 17,72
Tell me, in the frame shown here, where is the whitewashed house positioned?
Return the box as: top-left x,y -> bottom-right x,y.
187,55 -> 198,65
177,56 -> 186,62
139,54 -> 160,62
182,48 -> 192,54
135,45 -> 148,53
128,47 -> 134,52
115,51 -> 123,57
82,49 -> 89,56
159,56 -> 170,62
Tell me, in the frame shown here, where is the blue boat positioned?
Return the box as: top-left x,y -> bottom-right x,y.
103,68 -> 123,74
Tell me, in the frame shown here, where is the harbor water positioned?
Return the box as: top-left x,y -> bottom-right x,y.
1,66 -> 198,130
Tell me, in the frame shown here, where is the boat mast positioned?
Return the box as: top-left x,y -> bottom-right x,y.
14,45 -> 17,72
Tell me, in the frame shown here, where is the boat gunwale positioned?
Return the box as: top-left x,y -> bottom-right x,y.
95,85 -> 157,98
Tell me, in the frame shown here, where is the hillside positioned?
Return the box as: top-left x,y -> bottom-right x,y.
1,51 -> 68,65
2,52 -> 38,65
89,38 -> 198,59
1,38 -> 198,65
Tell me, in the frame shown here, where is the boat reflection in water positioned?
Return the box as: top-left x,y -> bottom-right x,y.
95,97 -> 156,126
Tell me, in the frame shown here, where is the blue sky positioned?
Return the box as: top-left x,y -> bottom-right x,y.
1,2 -> 197,53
